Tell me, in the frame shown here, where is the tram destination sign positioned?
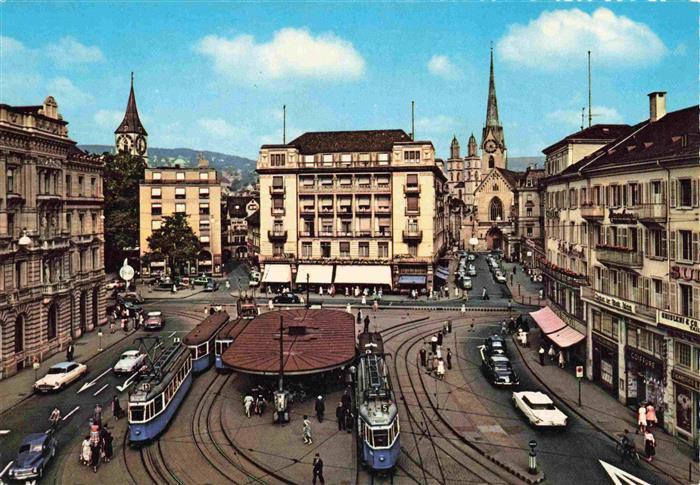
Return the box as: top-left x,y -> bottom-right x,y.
657,310 -> 700,336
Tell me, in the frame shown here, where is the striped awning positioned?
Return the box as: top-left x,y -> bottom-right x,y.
398,275 -> 427,285
435,266 -> 450,280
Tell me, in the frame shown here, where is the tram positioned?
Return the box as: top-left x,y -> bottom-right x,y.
355,331 -> 400,471
213,297 -> 257,371
127,342 -> 192,444
183,311 -> 230,373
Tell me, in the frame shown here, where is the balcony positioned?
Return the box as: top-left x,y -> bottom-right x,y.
356,231 -> 372,238
375,183 -> 391,193
637,203 -> 667,224
318,206 -> 334,214
42,281 -> 70,296
269,185 -> 286,195
356,206 -> 371,214
300,207 -> 316,215
337,206 -> 353,215
337,231 -> 354,237
268,230 -> 288,242
580,204 -> 605,220
318,231 -> 335,237
539,260 -> 588,287
595,245 -> 643,268
299,231 -> 314,237
376,230 -> 392,237
404,184 -> 421,194
271,208 -> 286,216
402,229 -> 423,242
37,193 -> 62,203
375,206 -> 391,214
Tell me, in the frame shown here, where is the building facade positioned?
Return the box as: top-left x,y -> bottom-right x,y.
139,157 -> 223,276
541,92 -> 700,443
223,194 -> 259,262
256,129 -> 447,293
0,97 -> 106,379
512,166 -> 545,262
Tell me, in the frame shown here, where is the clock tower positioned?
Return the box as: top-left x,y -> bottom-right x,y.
115,72 -> 148,158
481,47 -> 506,171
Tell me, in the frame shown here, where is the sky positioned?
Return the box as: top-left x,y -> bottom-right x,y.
1,2 -> 697,162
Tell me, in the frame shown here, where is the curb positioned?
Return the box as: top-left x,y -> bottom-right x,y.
511,336 -> 688,485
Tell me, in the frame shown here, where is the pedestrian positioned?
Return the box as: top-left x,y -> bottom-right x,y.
548,345 -> 556,362
312,453 -> 325,484
643,430 -> 656,461
447,319 -> 452,333
538,346 -> 545,366
512,265 -> 517,275
637,404 -> 647,433
437,331 -> 443,346
558,350 -> 566,369
372,300 -> 379,312
204,306 -> 209,316
112,396 -> 123,420
363,315 -> 371,333
336,402 -> 345,431
482,287 -> 488,300
419,346 -> 427,367
436,345 -> 442,359
507,299 -> 513,313
538,289 -> 544,300
243,394 -> 254,418
645,402 -> 657,429
225,280 -> 230,290
303,415 -> 313,444
268,299 -> 274,310
341,389 -> 352,410
66,343 -> 74,362
357,310 -> 362,325
432,354 -> 439,375
93,404 -> 103,428
378,288 -> 383,299
101,427 -> 113,463
343,406 -> 353,432
436,358 -> 445,379
430,336 -> 438,354
315,395 -> 325,423
361,295 -> 367,305
89,437 -> 101,472
81,435 -> 91,466
446,349 -> 452,370
109,320 -> 115,334
138,313 -> 144,329
426,352 -> 434,373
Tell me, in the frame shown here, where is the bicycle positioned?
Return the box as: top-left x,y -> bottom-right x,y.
615,440 -> 641,465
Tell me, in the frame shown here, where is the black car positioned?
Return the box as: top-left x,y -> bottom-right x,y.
273,293 -> 301,304
481,354 -> 519,386
6,433 -> 57,481
204,279 -> 220,292
483,335 -> 508,356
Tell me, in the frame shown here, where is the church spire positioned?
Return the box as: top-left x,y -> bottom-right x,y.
115,72 -> 148,136
485,44 -> 500,128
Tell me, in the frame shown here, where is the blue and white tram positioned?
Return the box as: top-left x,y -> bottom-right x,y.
214,296 -> 257,371
128,343 -> 192,444
356,332 -> 400,471
183,311 -> 230,373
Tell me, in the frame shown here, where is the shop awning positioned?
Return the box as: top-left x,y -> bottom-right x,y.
529,307 -> 566,334
334,265 -> 392,288
295,264 -> 334,284
547,325 -> 586,349
398,275 -> 427,286
435,266 -> 450,280
262,264 -> 292,284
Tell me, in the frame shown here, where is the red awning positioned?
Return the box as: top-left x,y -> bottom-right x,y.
529,307 -> 566,334
546,325 -> 585,349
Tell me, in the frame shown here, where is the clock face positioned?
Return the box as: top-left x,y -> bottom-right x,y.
117,135 -> 130,153
484,140 -> 497,153
135,135 -> 147,155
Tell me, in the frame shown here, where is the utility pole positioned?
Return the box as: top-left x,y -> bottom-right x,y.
278,315 -> 284,392
587,51 -> 592,128
411,100 -> 415,141
283,105 -> 286,144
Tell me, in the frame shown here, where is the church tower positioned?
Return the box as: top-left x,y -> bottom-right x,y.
481,47 -> 506,171
447,135 -> 464,200
463,133 -> 481,205
115,72 -> 148,157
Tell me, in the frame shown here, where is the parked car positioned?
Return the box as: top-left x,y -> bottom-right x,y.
512,391 -> 568,427
122,301 -> 143,316
494,271 -> 507,283
467,265 -> 477,276
483,335 -> 508,356
273,293 -> 301,304
114,350 -> 147,374
460,277 -> 473,290
204,279 -> 220,292
480,350 -> 519,386
34,361 -> 88,393
193,275 -> 210,286
117,292 -> 144,304
467,253 -> 476,261
143,311 -> 164,330
105,280 -> 125,290
6,433 -> 57,481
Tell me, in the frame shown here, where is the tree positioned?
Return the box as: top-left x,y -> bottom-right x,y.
103,152 -> 147,271
146,213 -> 201,277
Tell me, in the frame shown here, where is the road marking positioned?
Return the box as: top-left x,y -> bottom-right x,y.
63,406 -> 80,421
0,461 -> 13,478
0,430 -> 9,435
599,460 -> 651,485
167,331 -> 176,338
93,384 -> 109,396
77,368 -> 112,394
116,371 -> 139,392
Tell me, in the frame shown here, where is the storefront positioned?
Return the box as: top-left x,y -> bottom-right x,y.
625,347 -> 665,426
592,333 -> 619,398
671,369 -> 699,442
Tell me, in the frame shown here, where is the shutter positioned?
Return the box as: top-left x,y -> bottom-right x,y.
643,277 -> 650,307
661,231 -> 667,259
661,180 -> 667,203
622,185 -> 628,207
669,283 -> 677,313
640,183 -> 646,205
662,281 -> 669,309
605,186 -> 610,207
670,230 -> 676,260
602,268 -> 609,294
644,228 -> 650,257
670,179 -> 677,207
692,178 -> 699,207
694,286 -> 700,319
693,232 -> 700,263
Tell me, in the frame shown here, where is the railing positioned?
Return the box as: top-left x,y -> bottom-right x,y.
318,231 -> 335,237
637,203 -> 667,221
141,179 -> 218,185
337,207 -> 353,214
271,208 -> 286,216
595,246 -> 643,267
540,262 -> 588,287
356,206 -> 371,213
269,186 -> 285,195
300,207 -> 316,215
404,184 -> 421,194
402,229 -> 423,241
375,207 -> 391,213
580,204 -> 605,219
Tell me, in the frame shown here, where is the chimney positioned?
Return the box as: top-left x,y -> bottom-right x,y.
648,91 -> 667,122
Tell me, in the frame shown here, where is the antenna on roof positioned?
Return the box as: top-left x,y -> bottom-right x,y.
581,108 -> 585,131
283,105 -> 286,144
587,51 -> 592,128
411,100 -> 415,141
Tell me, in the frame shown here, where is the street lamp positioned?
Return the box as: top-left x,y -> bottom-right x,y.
18,228 -> 32,247
306,273 -> 310,308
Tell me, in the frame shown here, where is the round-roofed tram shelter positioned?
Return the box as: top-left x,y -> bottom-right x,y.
221,309 -> 356,375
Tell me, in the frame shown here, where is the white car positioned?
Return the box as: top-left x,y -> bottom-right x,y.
114,350 -> 147,374
467,265 -> 477,276
34,361 -> 88,393
249,270 -> 261,287
512,391 -> 567,427
495,271 -> 507,283
460,277 -> 473,290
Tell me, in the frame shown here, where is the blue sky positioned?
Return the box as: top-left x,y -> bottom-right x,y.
1,2 -> 697,162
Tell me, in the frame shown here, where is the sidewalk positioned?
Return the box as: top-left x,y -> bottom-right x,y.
514,330 -> 700,484
502,261 -> 543,306
0,326 -> 137,415
137,284 -> 207,300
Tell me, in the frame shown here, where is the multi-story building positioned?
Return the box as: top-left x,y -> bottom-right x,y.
512,166 -> 545,262
0,97 -> 106,379
541,92 -> 700,443
139,157 -> 223,276
223,194 -> 259,261
256,129 -> 447,293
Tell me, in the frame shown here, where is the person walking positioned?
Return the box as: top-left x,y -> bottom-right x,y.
558,350 -> 566,369
419,346 -> 427,367
101,427 -> 113,463
372,299 -> 379,312
341,389 -> 352,410
89,436 -> 101,472
637,404 -> 647,434
361,295 -> 367,306
81,435 -> 92,466
344,406 -> 353,432
645,402 -> 657,429
430,336 -> 438,354
363,315 -> 371,334
315,395 -> 325,423
548,345 -> 556,363
446,349 -> 452,370
93,404 -> 103,428
312,453 -> 325,484
437,331 -> 443,346
243,394 -> 254,418
336,402 -> 345,431
112,396 -> 123,420
447,319 -> 452,333
66,343 -> 74,362
303,415 -> 313,444
426,352 -> 434,374
482,287 -> 488,300
357,310 -> 362,325
643,430 -> 656,462
432,354 -> 439,376
436,358 -> 445,380
538,346 -> 545,366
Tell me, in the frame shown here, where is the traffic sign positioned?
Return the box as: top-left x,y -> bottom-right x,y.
576,365 -> 584,378
528,439 -> 537,450
119,264 -> 135,281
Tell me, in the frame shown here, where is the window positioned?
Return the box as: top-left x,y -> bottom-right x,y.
489,197 -> 503,221
408,244 -> 418,257
404,150 -> 420,162
199,203 -> 210,215
78,213 -> 84,233
526,207 -> 533,217
92,248 -> 99,269
649,229 -> 667,258
175,203 -> 186,213
378,242 -> 388,258
628,183 -> 640,206
492,183 -> 498,191
488,156 -> 494,168
151,187 -> 162,199
175,172 -> 185,181
151,203 -> 162,216
272,198 -> 284,211
199,188 -> 209,199
200,235 -> 210,243
91,213 -> 97,233
359,242 -> 369,257
676,341 -> 692,368
271,153 -> 286,166
378,153 -> 390,163
199,220 -> 210,231
273,243 -> 284,256
199,172 -> 209,180
679,230 -> 692,261
272,176 -> 284,188
678,179 -> 692,207
406,174 -> 418,187
303,155 -> 315,167
77,176 -> 84,196
150,171 -> 161,181
63,174 -> 69,195
321,242 -> 331,258
406,195 -> 419,213
64,213 -> 70,234
151,220 -> 161,230
526,225 -> 533,237
679,283 -> 693,317
175,187 -> 186,199
340,242 -> 350,258
302,242 -> 312,258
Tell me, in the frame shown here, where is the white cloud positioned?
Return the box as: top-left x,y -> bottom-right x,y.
45,37 -> 104,67
197,118 -> 251,139
547,105 -> 623,127
427,55 -> 461,79
94,109 -> 124,128
47,77 -> 94,107
0,36 -> 26,57
195,28 -> 365,83
415,115 -> 459,134
498,8 -> 667,69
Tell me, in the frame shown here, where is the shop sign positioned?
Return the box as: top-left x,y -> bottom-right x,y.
675,383 -> 694,434
672,369 -> 700,392
657,310 -> 700,336
625,347 -> 661,372
608,209 -> 637,225
595,292 -> 636,314
670,265 -> 700,283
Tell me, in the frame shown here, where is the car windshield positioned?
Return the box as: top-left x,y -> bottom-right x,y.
491,341 -> 503,348
529,403 -> 556,410
47,367 -> 65,374
19,443 -> 42,453
494,365 -> 511,372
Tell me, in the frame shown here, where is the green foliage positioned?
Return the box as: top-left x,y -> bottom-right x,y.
146,213 -> 201,276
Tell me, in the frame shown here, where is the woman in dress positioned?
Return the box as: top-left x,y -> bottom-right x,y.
643,430 -> 656,461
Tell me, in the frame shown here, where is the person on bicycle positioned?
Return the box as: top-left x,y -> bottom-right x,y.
49,407 -> 61,431
501,321 -> 508,336
621,429 -> 636,461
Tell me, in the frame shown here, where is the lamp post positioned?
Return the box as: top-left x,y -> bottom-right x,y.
528,440 -> 538,475
306,273 -> 310,308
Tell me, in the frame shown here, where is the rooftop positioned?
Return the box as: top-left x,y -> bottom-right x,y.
264,129 -> 415,154
182,311 -> 230,346
542,124 -> 632,154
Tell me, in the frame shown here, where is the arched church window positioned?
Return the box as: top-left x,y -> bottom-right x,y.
489,197 -> 503,221
492,184 -> 498,191
488,156 -> 495,168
